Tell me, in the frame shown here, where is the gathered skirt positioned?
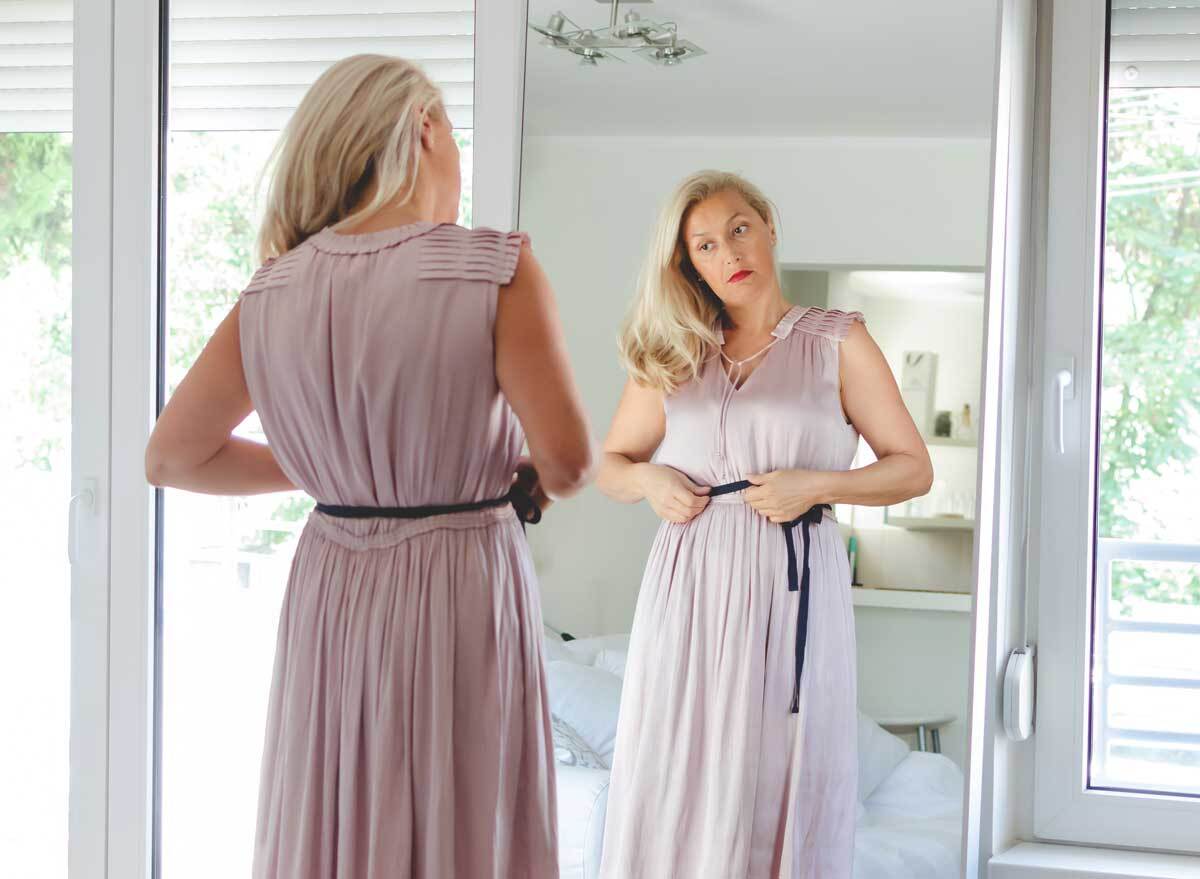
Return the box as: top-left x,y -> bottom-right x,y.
598,497 -> 858,879
251,504 -> 558,879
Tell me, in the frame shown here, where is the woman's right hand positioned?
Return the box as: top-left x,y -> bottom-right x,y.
637,463 -> 710,524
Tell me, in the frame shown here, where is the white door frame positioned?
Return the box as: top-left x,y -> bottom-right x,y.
71,0 -> 120,875
963,0 -> 1044,874
473,0 -> 528,230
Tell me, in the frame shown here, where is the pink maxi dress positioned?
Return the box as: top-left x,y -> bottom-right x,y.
236,221 -> 558,879
598,305 -> 864,879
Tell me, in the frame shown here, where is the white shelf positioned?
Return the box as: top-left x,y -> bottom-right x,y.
851,585 -> 972,613
925,435 -> 977,448
886,515 -> 976,531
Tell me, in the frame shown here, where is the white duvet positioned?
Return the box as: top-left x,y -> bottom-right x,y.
853,750 -> 964,879
545,631 -> 964,879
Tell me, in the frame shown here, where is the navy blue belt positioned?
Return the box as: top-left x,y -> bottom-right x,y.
708,479 -> 831,715
315,484 -> 541,530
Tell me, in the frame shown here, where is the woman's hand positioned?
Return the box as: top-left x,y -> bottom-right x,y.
638,463 -> 711,524
512,455 -> 552,518
744,469 -> 827,524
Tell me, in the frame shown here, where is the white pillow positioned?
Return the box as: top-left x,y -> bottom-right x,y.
856,710 -> 911,804
561,634 -> 632,666
551,713 -> 606,769
593,647 -> 628,678
542,629 -> 575,665
544,660 -> 625,766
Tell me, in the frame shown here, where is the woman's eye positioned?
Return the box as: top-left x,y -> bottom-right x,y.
734,224 -> 748,234
699,242 -> 713,252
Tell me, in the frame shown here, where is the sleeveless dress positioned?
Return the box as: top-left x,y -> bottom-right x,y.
237,221 -> 558,879
598,305 -> 864,879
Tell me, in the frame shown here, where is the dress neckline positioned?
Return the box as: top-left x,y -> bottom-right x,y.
309,220 -> 443,255
713,305 -> 809,394
713,304 -> 810,346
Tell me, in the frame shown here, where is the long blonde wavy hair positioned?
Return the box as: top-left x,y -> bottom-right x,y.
618,170 -> 782,394
253,54 -> 445,264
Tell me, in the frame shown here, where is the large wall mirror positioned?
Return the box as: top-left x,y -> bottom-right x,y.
518,2 -> 997,876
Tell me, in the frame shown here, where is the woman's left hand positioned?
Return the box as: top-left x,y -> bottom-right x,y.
743,469 -> 827,524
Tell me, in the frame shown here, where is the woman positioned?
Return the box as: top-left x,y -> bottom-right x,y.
145,55 -> 593,878
595,171 -> 932,878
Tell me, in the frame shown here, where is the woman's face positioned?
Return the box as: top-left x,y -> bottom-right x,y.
681,188 -> 776,310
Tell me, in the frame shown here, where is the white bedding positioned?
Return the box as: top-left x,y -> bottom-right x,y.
853,751 -> 963,879
546,630 -> 963,879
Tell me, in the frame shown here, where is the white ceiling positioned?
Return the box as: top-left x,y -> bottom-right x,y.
522,0 -> 998,137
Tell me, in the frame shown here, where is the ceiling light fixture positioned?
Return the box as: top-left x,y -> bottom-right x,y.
531,0 -> 706,68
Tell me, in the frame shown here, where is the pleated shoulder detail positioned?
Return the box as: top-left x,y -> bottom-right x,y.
791,305 -> 866,342
240,245 -> 311,298
417,226 -> 529,284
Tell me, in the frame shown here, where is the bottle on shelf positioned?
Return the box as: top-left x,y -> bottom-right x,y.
848,535 -> 861,585
953,402 -> 975,441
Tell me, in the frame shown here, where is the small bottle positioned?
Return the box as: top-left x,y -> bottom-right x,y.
847,535 -> 861,586
953,403 -> 972,440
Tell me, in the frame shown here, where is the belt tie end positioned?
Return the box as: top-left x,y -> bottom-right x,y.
706,478 -> 830,716
783,503 -> 829,714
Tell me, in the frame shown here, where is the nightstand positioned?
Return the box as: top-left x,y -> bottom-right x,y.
872,713 -> 956,753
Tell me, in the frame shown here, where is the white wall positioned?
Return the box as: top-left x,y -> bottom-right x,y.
854,605 -> 973,768
518,134 -> 991,767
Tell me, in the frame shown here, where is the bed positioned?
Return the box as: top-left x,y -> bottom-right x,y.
543,631 -> 964,879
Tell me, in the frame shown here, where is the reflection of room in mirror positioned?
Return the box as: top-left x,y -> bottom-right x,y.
519,2 -> 996,876
812,268 -> 984,595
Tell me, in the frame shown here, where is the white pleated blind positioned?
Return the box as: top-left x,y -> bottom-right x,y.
0,0 -> 474,134
1112,1 -> 1200,88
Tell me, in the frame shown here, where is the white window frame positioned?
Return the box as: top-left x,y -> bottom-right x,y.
71,0 -> 120,876
79,2 -> 528,877
1032,0 -> 1200,854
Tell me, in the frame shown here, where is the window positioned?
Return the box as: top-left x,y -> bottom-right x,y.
1089,3 -> 1200,801
0,3 -> 74,876
158,3 -> 475,874
1034,0 -> 1200,852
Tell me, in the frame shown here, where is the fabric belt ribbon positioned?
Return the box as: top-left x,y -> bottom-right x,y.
314,484 -> 542,531
707,479 -> 831,715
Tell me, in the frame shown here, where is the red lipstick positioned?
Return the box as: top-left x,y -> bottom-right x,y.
728,269 -> 753,283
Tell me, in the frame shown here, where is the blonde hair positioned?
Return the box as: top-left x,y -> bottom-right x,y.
253,54 -> 446,264
617,170 -> 781,394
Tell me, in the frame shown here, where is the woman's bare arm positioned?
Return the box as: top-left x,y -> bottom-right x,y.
826,320 -> 933,505
495,242 -> 594,499
597,376 -> 710,522
596,377 -> 665,504
145,302 -> 296,494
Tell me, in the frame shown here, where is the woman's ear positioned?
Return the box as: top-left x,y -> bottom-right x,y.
419,108 -> 436,151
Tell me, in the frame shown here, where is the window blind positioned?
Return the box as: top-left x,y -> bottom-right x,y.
1112,1 -> 1200,89
0,0 -> 474,133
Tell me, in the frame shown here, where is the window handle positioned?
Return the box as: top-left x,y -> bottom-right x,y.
68,478 -> 97,565
1054,367 -> 1074,455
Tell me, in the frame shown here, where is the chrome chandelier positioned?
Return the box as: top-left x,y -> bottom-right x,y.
530,0 -> 706,67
